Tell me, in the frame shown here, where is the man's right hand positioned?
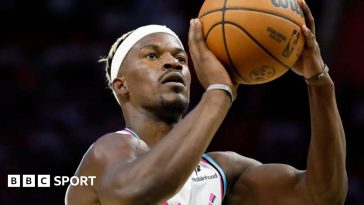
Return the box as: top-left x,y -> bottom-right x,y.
188,18 -> 238,97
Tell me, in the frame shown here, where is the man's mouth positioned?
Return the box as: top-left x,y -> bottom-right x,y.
160,72 -> 185,86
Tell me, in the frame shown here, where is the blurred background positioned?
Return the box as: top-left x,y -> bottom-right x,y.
0,0 -> 363,204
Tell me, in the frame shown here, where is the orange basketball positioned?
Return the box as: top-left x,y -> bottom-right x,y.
198,0 -> 306,84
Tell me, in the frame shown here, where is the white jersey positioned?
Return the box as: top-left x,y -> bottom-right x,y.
117,128 -> 227,205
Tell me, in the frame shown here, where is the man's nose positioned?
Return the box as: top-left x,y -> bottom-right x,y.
163,54 -> 183,70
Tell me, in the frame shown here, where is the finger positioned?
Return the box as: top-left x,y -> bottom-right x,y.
188,18 -> 208,58
188,19 -> 199,63
188,19 -> 196,49
302,25 -> 316,48
299,0 -> 315,35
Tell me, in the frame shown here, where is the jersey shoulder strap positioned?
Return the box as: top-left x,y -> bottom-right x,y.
202,153 -> 228,198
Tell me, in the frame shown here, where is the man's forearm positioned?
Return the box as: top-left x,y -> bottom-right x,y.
108,90 -> 231,204
305,74 -> 347,203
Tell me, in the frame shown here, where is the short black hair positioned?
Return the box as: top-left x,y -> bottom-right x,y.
99,30 -> 133,89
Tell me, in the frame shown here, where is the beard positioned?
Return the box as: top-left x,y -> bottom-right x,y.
159,96 -> 189,124
141,92 -> 189,124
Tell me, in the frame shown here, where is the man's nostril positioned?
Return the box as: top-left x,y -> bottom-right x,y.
164,63 -> 172,69
176,65 -> 183,70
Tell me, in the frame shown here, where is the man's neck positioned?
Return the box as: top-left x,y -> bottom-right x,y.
123,106 -> 180,147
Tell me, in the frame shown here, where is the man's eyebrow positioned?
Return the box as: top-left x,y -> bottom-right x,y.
173,47 -> 186,54
140,44 -> 161,51
140,44 -> 186,54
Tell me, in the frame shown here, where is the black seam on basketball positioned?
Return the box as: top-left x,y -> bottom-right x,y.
199,8 -> 223,19
205,23 -> 247,82
221,0 -> 247,82
199,7 -> 302,27
206,23 -> 221,40
225,21 -> 291,69
228,8 -> 301,27
205,21 -> 290,82
221,0 -> 229,72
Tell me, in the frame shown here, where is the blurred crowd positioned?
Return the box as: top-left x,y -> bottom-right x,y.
0,0 -> 363,204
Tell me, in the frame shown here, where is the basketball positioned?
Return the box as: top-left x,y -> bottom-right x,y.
198,0 -> 306,84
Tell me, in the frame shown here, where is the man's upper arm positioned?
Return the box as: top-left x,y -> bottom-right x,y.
67,133 -> 146,205
209,152 -> 312,205
207,151 -> 262,198
230,161 -> 311,205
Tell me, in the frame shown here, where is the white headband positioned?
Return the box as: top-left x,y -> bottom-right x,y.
110,25 -> 184,81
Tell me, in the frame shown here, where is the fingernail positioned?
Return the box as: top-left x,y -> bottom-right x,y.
305,26 -> 310,32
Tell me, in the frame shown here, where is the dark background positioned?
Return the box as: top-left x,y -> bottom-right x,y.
0,0 -> 363,204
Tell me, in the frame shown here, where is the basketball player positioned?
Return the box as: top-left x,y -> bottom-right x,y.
65,1 -> 347,204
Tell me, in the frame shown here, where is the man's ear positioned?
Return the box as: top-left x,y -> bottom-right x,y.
112,76 -> 129,96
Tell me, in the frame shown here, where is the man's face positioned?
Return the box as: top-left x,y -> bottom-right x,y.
120,33 -> 191,122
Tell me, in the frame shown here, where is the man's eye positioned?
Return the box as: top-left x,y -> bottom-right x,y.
176,56 -> 186,64
146,53 -> 158,59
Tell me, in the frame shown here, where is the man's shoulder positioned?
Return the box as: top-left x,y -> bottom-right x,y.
78,132 -> 147,174
66,132 -> 133,205
93,132 -> 135,155
91,132 -> 147,163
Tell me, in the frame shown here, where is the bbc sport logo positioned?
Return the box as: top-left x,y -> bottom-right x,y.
7,175 -> 96,187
